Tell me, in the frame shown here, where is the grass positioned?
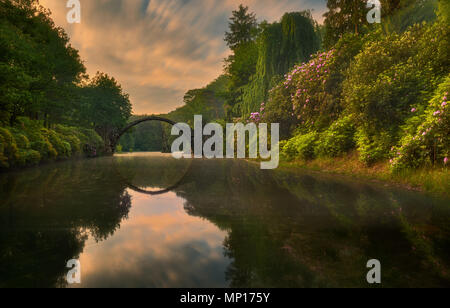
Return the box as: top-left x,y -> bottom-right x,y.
279,152 -> 450,197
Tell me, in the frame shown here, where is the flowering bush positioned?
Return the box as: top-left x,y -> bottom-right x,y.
276,49 -> 337,131
390,76 -> 450,171
263,32 -> 369,140
248,102 -> 266,124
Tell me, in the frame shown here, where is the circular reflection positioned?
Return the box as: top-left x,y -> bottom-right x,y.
112,153 -> 193,195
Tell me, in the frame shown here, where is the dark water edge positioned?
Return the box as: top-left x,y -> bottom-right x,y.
0,153 -> 449,288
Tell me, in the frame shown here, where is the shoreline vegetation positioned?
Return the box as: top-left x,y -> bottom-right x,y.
278,154 -> 449,197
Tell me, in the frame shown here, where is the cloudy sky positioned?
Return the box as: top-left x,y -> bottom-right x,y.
40,0 -> 327,115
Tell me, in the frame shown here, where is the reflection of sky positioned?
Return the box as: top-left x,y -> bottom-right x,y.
73,191 -> 230,287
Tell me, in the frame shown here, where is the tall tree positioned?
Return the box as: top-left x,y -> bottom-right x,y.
224,4 -> 258,51
323,0 -> 369,48
223,5 -> 259,119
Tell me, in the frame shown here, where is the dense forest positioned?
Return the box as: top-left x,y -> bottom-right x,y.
1,0 -> 449,180
0,0 -> 132,169
121,0 -> 449,182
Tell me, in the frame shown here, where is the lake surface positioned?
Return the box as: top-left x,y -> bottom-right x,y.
1,153 -> 449,288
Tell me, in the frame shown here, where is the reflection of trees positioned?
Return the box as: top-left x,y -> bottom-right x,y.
172,159 -> 450,287
0,158 -> 131,287
1,156 -> 449,288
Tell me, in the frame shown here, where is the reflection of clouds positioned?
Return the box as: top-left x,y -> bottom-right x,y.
40,0 -> 326,114
77,192 -> 231,287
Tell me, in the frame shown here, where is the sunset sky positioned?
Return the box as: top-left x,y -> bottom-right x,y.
40,0 -> 327,115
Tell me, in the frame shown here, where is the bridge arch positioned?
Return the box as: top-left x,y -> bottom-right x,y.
109,116 -> 193,154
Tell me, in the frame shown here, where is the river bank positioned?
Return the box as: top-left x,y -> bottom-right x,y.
278,152 -> 449,198
0,118 -> 106,171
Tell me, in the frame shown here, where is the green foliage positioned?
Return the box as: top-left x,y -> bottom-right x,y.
382,0 -> 438,33
224,5 -> 258,50
0,117 -> 104,169
54,125 -> 83,154
282,132 -> 319,161
343,22 -> 448,131
118,117 -> 163,152
438,0 -> 450,23
0,127 -> 18,165
355,127 -> 393,165
15,149 -> 41,167
240,11 -> 320,117
31,139 -> 57,160
390,75 -> 450,171
13,133 -> 30,149
315,116 -> 356,158
264,31 -> 373,139
79,72 -> 132,143
168,75 -> 229,125
0,0 -> 86,126
323,0 -> 369,48
75,128 -> 104,156
0,134 -> 8,168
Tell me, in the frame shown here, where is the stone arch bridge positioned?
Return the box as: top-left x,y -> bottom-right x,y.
108,116 -> 192,154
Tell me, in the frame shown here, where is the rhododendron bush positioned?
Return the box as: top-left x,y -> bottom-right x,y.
264,50 -> 337,135
390,76 -> 450,171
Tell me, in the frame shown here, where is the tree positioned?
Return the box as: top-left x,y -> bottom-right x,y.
80,72 -> 132,151
240,12 -> 321,117
0,0 -> 86,126
224,5 -> 258,51
323,0 -> 369,48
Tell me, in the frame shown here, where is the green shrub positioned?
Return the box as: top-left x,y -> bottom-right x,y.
0,134 -> 9,168
54,125 -> 82,154
23,149 -> 41,166
77,128 -> 104,156
282,131 -> 319,161
64,135 -> 81,154
43,129 -> 71,158
315,115 -> 356,157
31,139 -> 57,160
343,22 -> 448,135
14,149 -> 41,167
355,128 -> 392,165
0,127 -> 18,164
13,133 -> 30,149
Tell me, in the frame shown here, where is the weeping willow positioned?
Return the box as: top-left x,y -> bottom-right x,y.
240,11 -> 320,117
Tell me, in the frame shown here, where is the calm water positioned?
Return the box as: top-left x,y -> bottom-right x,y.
0,153 -> 449,288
